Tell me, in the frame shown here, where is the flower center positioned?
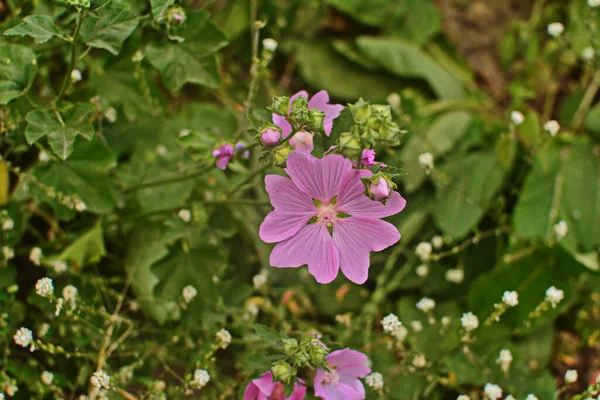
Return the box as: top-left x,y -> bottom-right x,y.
317,204 -> 337,226
323,370 -> 340,384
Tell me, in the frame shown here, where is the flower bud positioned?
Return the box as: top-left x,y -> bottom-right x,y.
349,98 -> 371,123
273,143 -> 293,166
306,108 -> 325,132
338,132 -> 362,152
290,96 -> 309,125
260,128 -> 281,146
271,360 -> 295,384
282,338 -> 299,355
270,96 -> 291,116
212,144 -> 234,170
308,340 -> 329,365
369,177 -> 391,201
289,130 -> 314,153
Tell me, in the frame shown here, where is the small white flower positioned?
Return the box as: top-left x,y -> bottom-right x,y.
548,22 -> 565,37
54,298 -> 63,316
496,349 -> 513,373
484,383 -> 503,400
387,93 -> 401,109
51,260 -> 67,274
502,291 -> 519,307
544,120 -> 560,137
5,385 -> 17,396
441,316 -> 452,326
445,268 -> 464,284
393,325 -> 408,341
41,371 -> 54,385
418,152 -> 434,170
39,151 -> 50,163
365,372 -> 384,390
525,395 -> 538,400
589,0 -> 600,7
191,369 -> 210,388
182,285 -> 197,304
416,297 -> 436,313
90,370 -> 111,389
262,38 -> 278,52
62,285 -> 78,308
510,111 -> 525,125
381,313 -> 402,333
461,312 -> 479,332
416,264 -> 429,278
155,145 -> 168,156
13,327 -> 33,348
216,328 -> 232,349
178,209 -> 192,223
35,277 -> 54,298
74,198 -> 86,212
410,320 -> 423,332
582,47 -> 595,61
412,354 -> 426,368
432,235 -> 443,249
2,246 -> 14,261
545,286 -> 564,308
565,369 -> 578,384
29,247 -> 43,265
104,107 -> 117,123
457,396 -> 470,400
554,220 -> 568,240
415,242 -> 433,261
253,270 -> 268,290
71,69 -> 82,81
2,217 -> 14,230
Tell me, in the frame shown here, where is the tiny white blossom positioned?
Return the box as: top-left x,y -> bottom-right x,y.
545,286 -> 564,308
90,370 -> 111,389
441,316 -> 452,326
216,328 -> 232,349
41,371 -> 54,385
35,277 -> 54,298
418,152 -> 434,169
29,247 -> 43,265
13,327 -> 33,348
191,369 -> 210,388
415,242 -> 433,261
589,0 -> 600,7
155,145 -> 168,156
387,92 -> 401,109
2,246 -> 14,261
381,313 -> 402,333
178,209 -> 192,223
410,320 -> 423,332
445,268 -> 464,284
565,369 -> 578,384
496,349 -> 513,373
39,151 -> 50,163
582,47 -> 595,61
71,69 -> 82,81
554,220 -> 568,240
51,260 -> 67,274
510,111 -> 525,125
484,383 -> 503,400
412,354 -> 426,368
457,396 -> 470,400
62,285 -> 78,308
182,285 -> 197,304
2,217 -> 14,230
416,297 -> 436,313
393,325 -> 408,341
262,38 -> 278,52
544,120 -> 560,137
416,264 -> 429,278
461,312 -> 479,332
548,22 -> 565,37
525,395 -> 538,400
432,235 -> 443,249
179,129 -> 191,138
253,270 -> 268,289
104,107 -> 117,123
5,385 -> 17,397
502,291 -> 519,307
54,298 -> 63,316
365,372 -> 384,390
74,198 -> 86,212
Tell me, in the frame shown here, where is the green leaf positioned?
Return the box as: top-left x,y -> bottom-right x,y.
252,323 -> 282,347
0,43 -> 37,104
4,15 -> 66,44
25,103 -> 95,160
399,111 -> 472,192
58,221 -> 106,266
150,0 -> 174,23
355,36 -> 464,99
432,148 -> 508,239
513,140 -> 600,252
145,10 -> 228,91
80,5 -> 140,55
518,110 -> 541,148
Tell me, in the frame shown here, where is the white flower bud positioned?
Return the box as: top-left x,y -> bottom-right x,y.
548,22 -> 565,37
366,372 -> 384,390
35,277 -> 54,298
510,111 -> 524,125
502,291 -> 519,307
461,312 -> 479,332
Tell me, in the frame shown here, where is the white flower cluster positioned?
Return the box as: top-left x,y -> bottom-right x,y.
484,383 -> 502,400
547,22 -> 565,37
565,369 -> 578,384
412,354 -> 426,368
415,242 -> 432,261
2,217 -> 14,231
416,297 -> 436,313
63,285 -> 78,308
446,268 -> 464,284
411,320 -> 423,332
41,371 -> 54,385
178,209 -> 192,223
590,0 -> 600,7
381,313 -> 408,341
191,369 -> 210,389
510,111 -> 524,125
502,291 -> 519,307
90,370 -> 111,389
544,120 -> 560,137
182,285 -> 197,304
461,312 -> 479,332
13,327 -> 33,348
496,349 -> 513,373
51,260 -> 68,274
29,247 -> 43,265
365,372 -> 384,390
262,38 -> 278,52
2,246 -> 14,261
253,270 -> 268,290
216,328 -> 232,349
545,286 -> 564,308
35,277 -> 54,298
416,264 -> 429,278
418,152 -> 434,170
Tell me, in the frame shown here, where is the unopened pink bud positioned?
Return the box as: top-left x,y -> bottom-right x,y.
260,128 -> 281,146
289,130 -> 314,153
370,177 -> 391,201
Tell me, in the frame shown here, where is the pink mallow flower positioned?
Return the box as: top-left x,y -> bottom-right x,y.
244,371 -> 306,400
314,349 -> 371,400
212,144 -> 235,169
272,90 -> 343,137
259,151 -> 406,284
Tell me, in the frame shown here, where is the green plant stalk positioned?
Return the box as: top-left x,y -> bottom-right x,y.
55,9 -> 85,104
571,72 -> 600,131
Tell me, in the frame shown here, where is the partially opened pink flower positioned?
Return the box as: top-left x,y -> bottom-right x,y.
212,144 -> 234,170
259,151 -> 406,284
244,371 -> 306,400
272,90 -> 343,137
314,348 -> 371,400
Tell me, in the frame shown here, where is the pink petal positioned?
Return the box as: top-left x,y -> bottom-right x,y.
285,151 -> 352,203
259,211 -> 313,243
338,364 -> 371,379
308,90 -> 330,111
264,175 -> 317,213
327,349 -> 369,368
270,223 -> 340,284
288,382 -> 307,400
317,382 -> 363,400
243,383 -> 259,400
338,375 -> 366,399
332,217 -> 400,284
253,372 -> 276,396
272,114 -> 292,138
336,170 -> 406,218
290,90 -> 309,103
323,104 -> 344,136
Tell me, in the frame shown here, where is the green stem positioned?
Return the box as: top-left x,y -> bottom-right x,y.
55,9 -> 85,104
571,71 -> 600,131
229,165 -> 268,197
122,165 -> 212,193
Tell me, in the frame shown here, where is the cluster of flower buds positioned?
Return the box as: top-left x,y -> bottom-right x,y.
66,0 -> 91,8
